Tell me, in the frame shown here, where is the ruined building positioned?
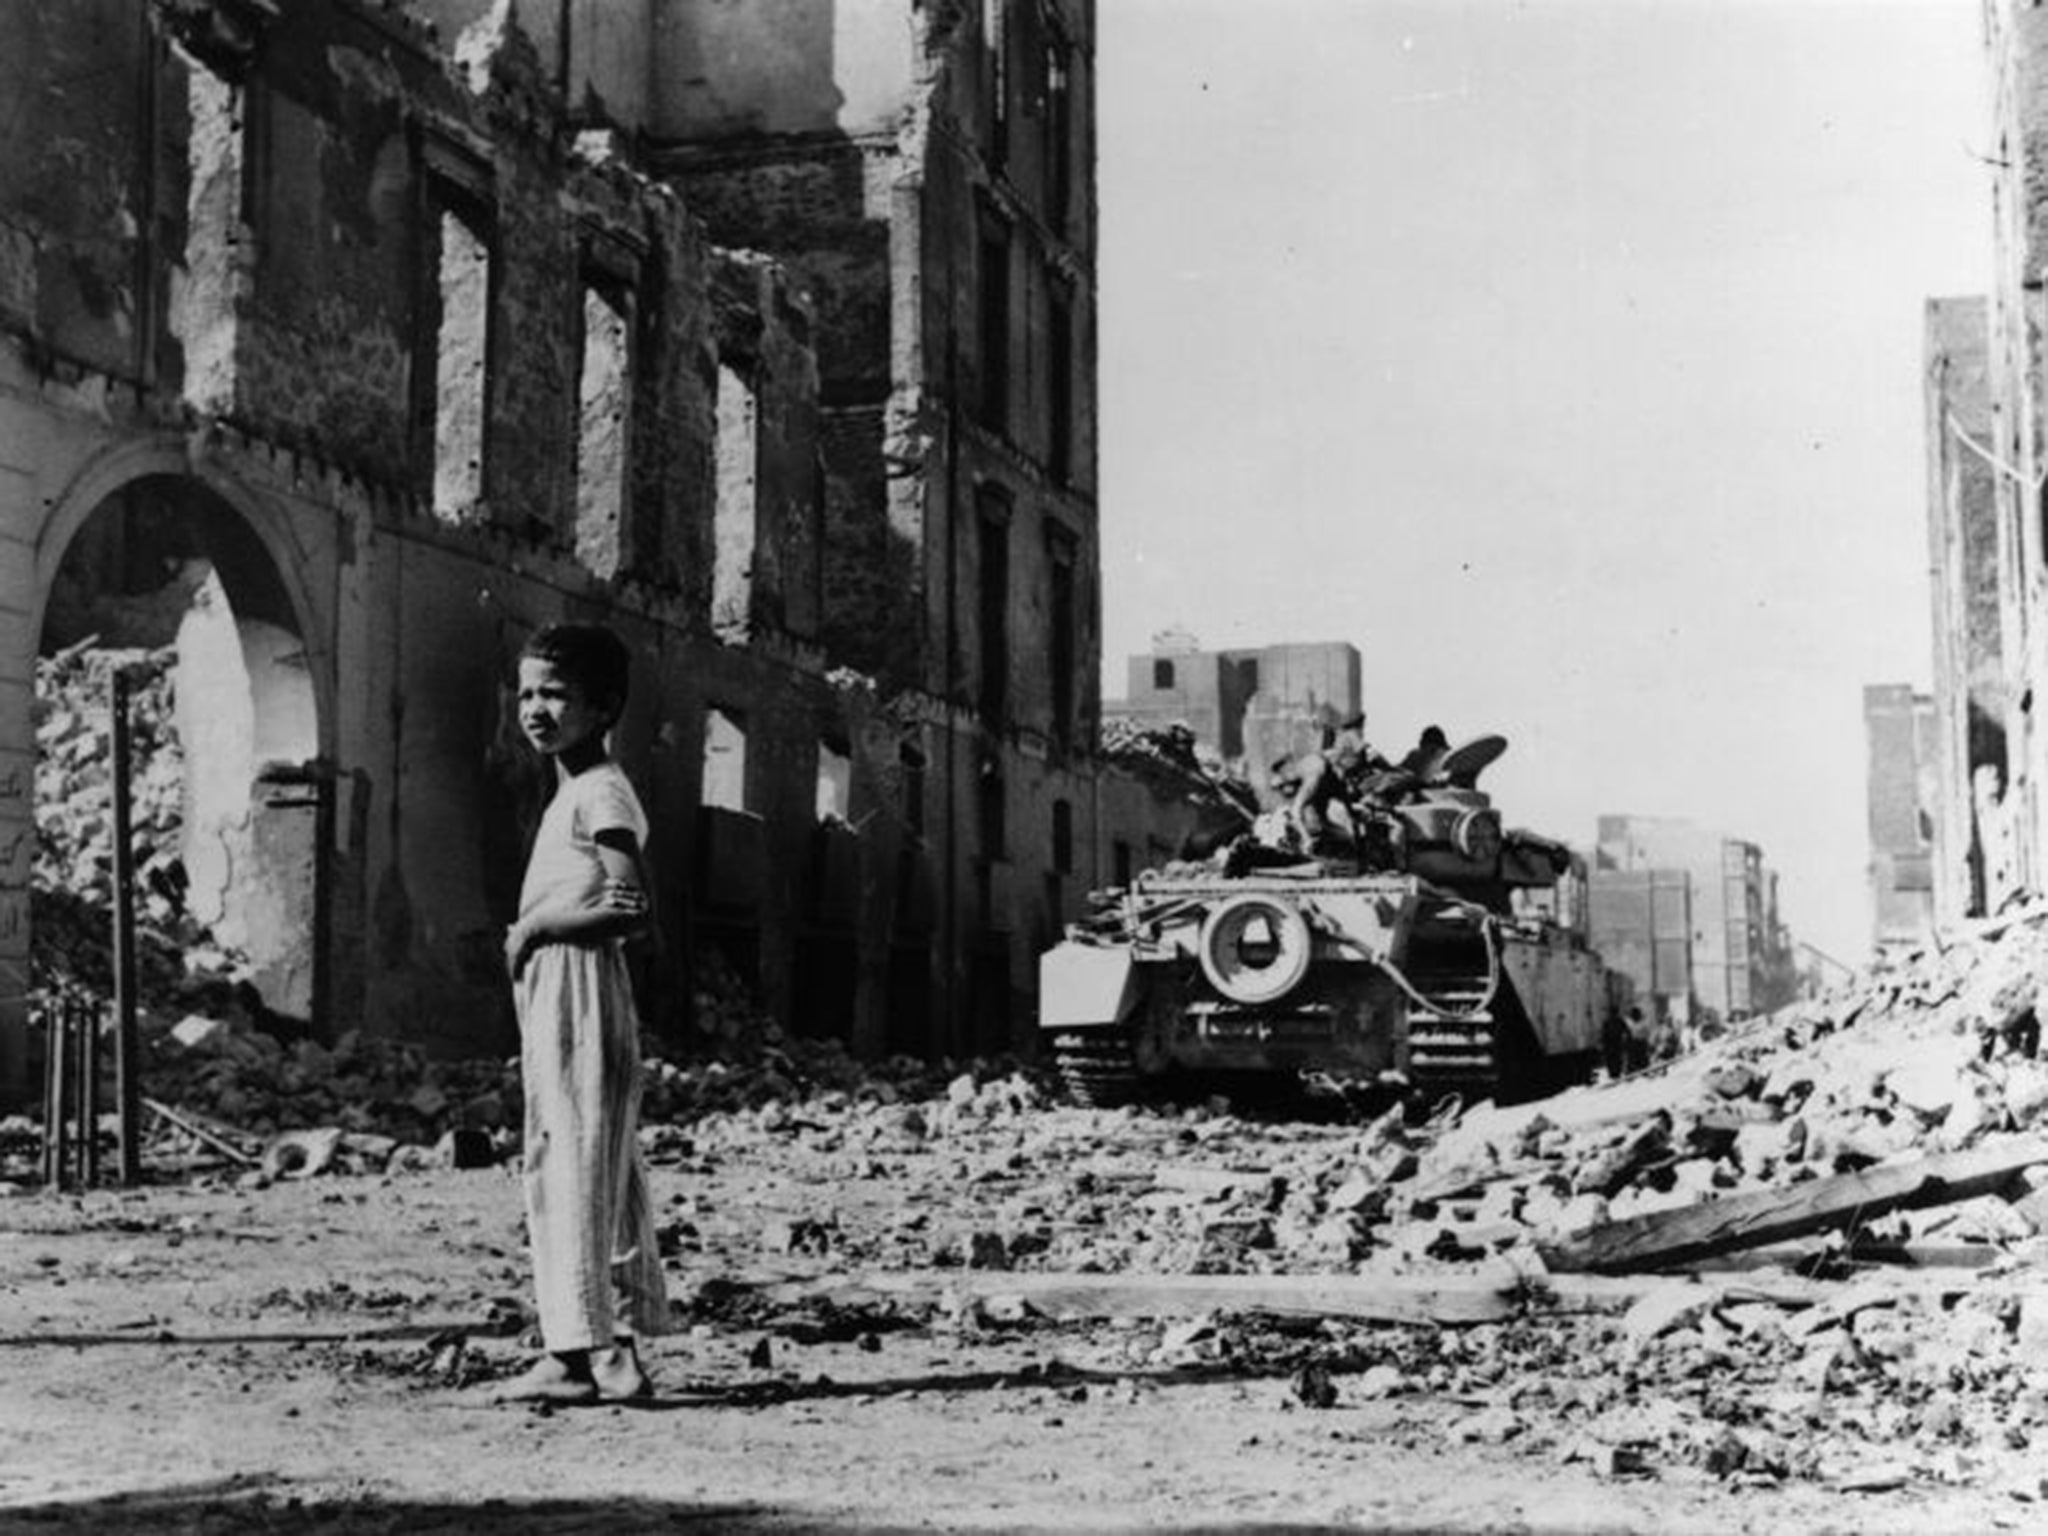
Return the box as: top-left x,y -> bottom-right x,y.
0,0 -> 1196,1097
1923,296 -> 2008,923
1933,0 -> 2048,920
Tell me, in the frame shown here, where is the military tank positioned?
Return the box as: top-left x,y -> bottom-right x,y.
1039,735 -> 1610,1107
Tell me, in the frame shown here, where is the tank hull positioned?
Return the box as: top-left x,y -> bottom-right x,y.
1040,868 -> 1603,1105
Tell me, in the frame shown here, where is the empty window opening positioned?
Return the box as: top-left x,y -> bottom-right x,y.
575,284 -> 631,577
1046,35 -> 1073,229
984,0 -> 1009,169
1049,287 -> 1074,484
979,229 -> 1010,430
1049,531 -> 1076,745
1113,839 -> 1133,888
979,760 -> 1006,860
900,742 -> 927,838
1153,658 -> 1175,690
816,737 -> 853,826
978,496 -> 1011,721
702,707 -> 747,812
433,206 -> 491,523
714,362 -> 759,638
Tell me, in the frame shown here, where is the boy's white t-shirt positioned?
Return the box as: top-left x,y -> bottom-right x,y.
517,762 -> 648,922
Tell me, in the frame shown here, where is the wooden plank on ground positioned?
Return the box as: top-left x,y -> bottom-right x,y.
1537,1134 -> 2048,1274
770,1267 -> 1641,1326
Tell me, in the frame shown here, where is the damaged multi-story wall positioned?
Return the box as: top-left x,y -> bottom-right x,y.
0,0 -> 1197,1098
1966,0 -> 2048,910
1917,5 -> 2048,925
1923,296 -> 2009,921
445,0 -> 1126,1055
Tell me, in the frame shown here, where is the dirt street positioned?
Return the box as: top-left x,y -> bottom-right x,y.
1,1072 -> 2038,1536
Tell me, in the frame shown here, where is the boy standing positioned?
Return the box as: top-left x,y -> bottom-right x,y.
495,622 -> 667,1404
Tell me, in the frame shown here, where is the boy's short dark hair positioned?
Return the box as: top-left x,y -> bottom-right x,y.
522,622 -> 631,714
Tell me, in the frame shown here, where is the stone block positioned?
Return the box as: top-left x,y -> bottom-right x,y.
170,1014 -> 233,1052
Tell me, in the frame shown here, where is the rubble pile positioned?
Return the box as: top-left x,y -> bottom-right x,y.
142,1020 -> 519,1145
1372,898 -> 2048,1263
28,653 -> 2048,1490
627,900 -> 2048,1490
30,642 -> 243,1007
1097,718 -> 1256,834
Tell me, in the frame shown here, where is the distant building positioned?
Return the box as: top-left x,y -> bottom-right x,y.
1105,631 -> 1362,787
1587,868 -> 1693,1024
1923,297 -> 2009,923
1590,814 -> 1795,1026
1865,684 -> 1940,956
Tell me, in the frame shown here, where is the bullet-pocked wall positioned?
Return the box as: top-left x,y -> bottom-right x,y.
1923,296 -> 2007,924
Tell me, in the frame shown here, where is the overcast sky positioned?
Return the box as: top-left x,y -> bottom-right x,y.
1096,0 -> 1991,970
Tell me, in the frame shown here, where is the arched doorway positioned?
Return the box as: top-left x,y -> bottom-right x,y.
29,472 -> 328,1092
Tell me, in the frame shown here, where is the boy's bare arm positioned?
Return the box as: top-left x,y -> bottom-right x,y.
506,830 -> 649,977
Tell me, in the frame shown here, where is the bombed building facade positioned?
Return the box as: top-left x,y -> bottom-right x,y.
0,0 -> 1197,1097
1925,2 -> 2048,924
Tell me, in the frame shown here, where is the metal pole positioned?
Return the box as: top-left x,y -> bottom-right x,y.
110,669 -> 140,1185
47,1006 -> 69,1190
41,1007 -> 60,1187
69,993 -> 85,1184
75,991 -> 98,1187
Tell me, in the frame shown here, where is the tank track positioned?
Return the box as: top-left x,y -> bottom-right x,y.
1405,974 -> 1498,1099
1049,1028 -> 1142,1107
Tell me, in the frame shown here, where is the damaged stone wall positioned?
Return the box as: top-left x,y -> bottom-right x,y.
0,1 -> 824,1086
0,0 -> 1191,1092
710,250 -> 825,643
679,148 -> 907,678
648,0 -> 1130,1051
1924,296 -> 2008,924
1983,0 -> 2048,902
0,1 -> 169,382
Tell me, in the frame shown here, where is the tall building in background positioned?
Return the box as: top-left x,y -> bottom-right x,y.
1865,684 -> 1940,956
1589,814 -> 1795,1025
1104,631 -> 1362,786
1586,868 -> 1692,1023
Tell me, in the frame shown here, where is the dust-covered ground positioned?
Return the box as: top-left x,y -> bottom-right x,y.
1,1077 -> 2041,1536
21,883 -> 2048,1531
